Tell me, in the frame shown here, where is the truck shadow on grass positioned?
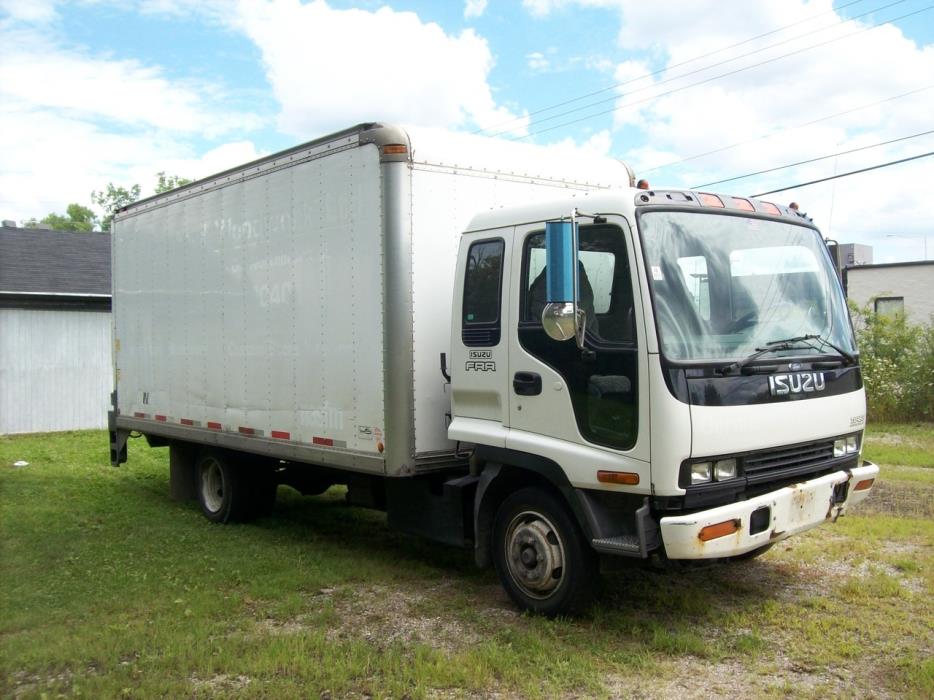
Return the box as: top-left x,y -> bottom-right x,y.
189,483 -> 806,624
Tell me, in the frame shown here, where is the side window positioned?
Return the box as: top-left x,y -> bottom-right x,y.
517,223 -> 638,451
522,225 -> 635,345
462,238 -> 504,347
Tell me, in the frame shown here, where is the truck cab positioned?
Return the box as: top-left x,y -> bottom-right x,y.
448,187 -> 878,614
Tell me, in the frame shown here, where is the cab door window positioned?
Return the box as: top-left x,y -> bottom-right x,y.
462,238 -> 504,347
519,224 -> 638,450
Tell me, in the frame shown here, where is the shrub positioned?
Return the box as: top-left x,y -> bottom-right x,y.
849,302 -> 934,422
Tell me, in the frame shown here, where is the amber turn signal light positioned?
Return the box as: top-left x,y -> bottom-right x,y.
854,478 -> 875,491
699,519 -> 740,542
597,470 -> 640,485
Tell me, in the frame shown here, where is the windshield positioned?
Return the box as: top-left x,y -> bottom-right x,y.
639,210 -> 856,363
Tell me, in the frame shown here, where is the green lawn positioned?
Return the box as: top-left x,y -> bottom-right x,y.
1,428 -> 932,699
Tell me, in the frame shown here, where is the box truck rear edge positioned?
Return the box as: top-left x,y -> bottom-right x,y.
109,122 -> 878,615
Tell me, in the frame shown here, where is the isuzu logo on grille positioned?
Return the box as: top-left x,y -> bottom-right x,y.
769,372 -> 826,396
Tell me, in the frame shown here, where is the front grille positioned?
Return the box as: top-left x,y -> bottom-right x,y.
743,439 -> 837,484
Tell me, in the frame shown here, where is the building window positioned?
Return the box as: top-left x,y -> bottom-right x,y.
874,296 -> 904,318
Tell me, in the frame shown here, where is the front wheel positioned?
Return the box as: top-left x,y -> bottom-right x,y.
492,487 -> 597,616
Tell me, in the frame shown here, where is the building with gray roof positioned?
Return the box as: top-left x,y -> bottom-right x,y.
1,224 -> 113,433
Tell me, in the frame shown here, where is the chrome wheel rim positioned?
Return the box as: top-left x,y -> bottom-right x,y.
504,510 -> 566,599
201,460 -> 224,513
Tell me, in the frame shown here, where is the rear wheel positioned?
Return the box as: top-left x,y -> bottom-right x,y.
196,450 -> 253,523
492,487 -> 597,616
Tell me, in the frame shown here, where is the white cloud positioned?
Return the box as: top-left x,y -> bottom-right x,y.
526,51 -> 550,71
0,20 -> 265,223
233,0 -> 527,137
464,0 -> 487,19
0,0 -> 57,23
526,0 -> 934,260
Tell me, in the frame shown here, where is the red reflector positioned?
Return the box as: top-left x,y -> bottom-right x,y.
731,197 -> 755,211
698,192 -> 724,208
155,415 -> 167,422
854,478 -> 875,491
597,470 -> 640,485
271,430 -> 290,440
759,201 -> 781,216
207,421 -> 222,430
238,426 -> 255,435
313,436 -> 334,447
133,412 -> 146,418
699,519 -> 740,542
180,418 -> 194,426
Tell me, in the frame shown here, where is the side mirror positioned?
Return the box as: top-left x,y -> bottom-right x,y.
542,220 -> 586,346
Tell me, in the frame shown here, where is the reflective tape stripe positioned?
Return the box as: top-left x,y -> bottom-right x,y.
271,430 -> 290,440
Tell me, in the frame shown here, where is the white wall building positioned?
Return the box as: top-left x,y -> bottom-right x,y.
0,224 -> 113,434
844,261 -> 934,323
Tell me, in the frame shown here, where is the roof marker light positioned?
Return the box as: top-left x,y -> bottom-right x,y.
698,193 -> 724,208
759,201 -> 781,216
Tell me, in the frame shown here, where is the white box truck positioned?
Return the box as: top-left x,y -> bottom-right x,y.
109,122 -> 878,614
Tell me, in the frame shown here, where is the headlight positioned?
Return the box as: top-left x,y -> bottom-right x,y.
691,461 -> 712,484
714,458 -> 737,481
835,435 -> 860,457
834,439 -> 846,457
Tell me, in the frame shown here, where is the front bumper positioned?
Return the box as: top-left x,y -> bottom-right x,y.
659,462 -> 878,559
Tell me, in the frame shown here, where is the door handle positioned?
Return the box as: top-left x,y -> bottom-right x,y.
513,371 -> 542,396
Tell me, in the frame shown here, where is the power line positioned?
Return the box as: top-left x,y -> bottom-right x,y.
511,4 -> 933,141
692,128 -> 934,188
473,0 -> 872,135
491,0 -> 910,138
750,150 -> 934,196
641,84 -> 934,174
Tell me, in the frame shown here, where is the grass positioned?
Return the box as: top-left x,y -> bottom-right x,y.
1,428 -> 933,698
863,422 -> 934,468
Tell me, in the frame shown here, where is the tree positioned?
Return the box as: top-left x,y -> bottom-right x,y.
23,203 -> 99,232
155,171 -> 193,194
92,183 -> 141,233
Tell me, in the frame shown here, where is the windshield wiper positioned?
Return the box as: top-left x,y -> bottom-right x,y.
811,335 -> 857,366
723,333 -> 856,374
722,334 -> 821,374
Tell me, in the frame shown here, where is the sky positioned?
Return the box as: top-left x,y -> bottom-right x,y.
1,0 -> 932,262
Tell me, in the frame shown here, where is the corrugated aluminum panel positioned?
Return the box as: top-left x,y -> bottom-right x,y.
113,142 -> 386,467
0,308 -> 112,433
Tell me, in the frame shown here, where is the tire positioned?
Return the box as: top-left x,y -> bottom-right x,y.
492,487 -> 598,616
196,450 -> 253,523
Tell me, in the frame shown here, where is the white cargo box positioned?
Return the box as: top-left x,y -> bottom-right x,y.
113,123 -> 633,476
